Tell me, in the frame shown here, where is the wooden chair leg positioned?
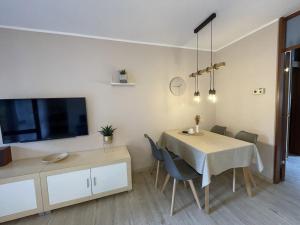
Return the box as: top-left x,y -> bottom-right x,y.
247,168 -> 256,188
188,180 -> 201,209
150,159 -> 156,175
161,174 -> 170,192
205,185 -> 210,214
155,160 -> 160,188
243,167 -> 252,197
233,168 -> 236,192
170,179 -> 177,216
183,181 -> 187,188
170,178 -> 176,216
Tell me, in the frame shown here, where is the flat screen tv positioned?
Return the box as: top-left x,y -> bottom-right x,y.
0,98 -> 88,144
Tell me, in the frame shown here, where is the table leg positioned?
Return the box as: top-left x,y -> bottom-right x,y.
150,159 -> 156,175
247,168 -> 256,188
205,185 -> 210,214
183,181 -> 188,188
243,167 -> 252,197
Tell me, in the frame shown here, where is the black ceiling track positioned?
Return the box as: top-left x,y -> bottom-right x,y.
194,13 -> 216,34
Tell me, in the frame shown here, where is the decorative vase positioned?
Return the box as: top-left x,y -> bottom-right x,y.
195,125 -> 199,133
103,135 -> 113,144
119,74 -> 128,83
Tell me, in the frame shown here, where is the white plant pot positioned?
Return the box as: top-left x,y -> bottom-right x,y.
119,74 -> 128,83
195,125 -> 199,133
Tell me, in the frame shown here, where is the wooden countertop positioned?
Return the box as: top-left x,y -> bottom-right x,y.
0,146 -> 130,180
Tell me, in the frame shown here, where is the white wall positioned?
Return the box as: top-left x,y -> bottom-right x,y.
0,28 -> 216,171
0,22 -> 279,180
215,21 -> 279,180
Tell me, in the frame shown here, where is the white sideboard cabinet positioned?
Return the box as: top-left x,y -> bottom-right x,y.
46,169 -> 92,205
0,146 -> 132,223
0,174 -> 43,223
91,162 -> 128,195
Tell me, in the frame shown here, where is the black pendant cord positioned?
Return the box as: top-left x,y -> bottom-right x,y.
196,33 -> 199,93
211,21 -> 215,91
192,12 -> 217,97
212,68 -> 215,91
209,72 -> 212,90
194,34 -> 197,94
194,74 -> 197,93
210,21 -> 213,91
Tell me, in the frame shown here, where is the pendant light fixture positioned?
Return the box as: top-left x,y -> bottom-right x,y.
189,13 -> 225,103
193,33 -> 200,103
208,20 -> 217,103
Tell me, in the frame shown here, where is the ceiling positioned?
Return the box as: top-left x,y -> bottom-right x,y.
0,0 -> 299,51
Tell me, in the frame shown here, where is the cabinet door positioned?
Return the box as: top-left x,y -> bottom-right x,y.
0,179 -> 37,217
47,169 -> 91,205
91,162 -> 128,195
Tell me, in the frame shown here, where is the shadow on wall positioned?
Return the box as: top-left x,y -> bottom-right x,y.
11,146 -> 53,160
225,130 -> 270,143
225,130 -> 235,137
224,130 -> 274,181
127,143 -> 153,172
254,142 -> 274,182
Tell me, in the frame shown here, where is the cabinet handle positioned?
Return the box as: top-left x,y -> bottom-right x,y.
93,177 -> 97,186
87,178 -> 90,188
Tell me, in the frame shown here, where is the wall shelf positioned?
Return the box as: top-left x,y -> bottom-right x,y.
110,82 -> 136,86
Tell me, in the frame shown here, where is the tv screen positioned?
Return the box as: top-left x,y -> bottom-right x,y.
0,98 -> 88,144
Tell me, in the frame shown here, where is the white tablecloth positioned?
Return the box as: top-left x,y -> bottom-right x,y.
159,129 -> 264,187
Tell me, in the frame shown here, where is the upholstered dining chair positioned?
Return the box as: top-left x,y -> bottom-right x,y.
144,134 -> 178,189
160,148 -> 202,216
210,125 -> 227,135
233,131 -> 258,192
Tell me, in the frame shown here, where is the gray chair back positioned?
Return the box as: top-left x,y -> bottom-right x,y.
161,148 -> 183,180
144,134 -> 163,161
235,131 -> 258,144
211,125 -> 227,135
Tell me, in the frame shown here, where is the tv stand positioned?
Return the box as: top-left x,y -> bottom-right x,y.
0,146 -> 132,223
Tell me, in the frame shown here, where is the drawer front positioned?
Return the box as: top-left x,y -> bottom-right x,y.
91,162 -> 128,195
0,179 -> 37,217
47,169 -> 92,205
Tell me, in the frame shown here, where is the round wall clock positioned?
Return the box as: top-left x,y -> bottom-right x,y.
169,77 -> 186,96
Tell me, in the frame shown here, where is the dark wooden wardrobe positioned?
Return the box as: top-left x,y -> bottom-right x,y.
289,48 -> 300,155
274,10 -> 300,183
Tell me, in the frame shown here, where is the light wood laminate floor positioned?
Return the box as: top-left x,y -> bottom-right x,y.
3,158 -> 300,225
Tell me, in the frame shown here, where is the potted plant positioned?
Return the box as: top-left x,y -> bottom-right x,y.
98,125 -> 116,144
119,69 -> 128,83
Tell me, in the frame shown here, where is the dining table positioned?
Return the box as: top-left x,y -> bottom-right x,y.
159,129 -> 264,214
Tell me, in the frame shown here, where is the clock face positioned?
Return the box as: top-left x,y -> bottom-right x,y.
169,77 -> 186,96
